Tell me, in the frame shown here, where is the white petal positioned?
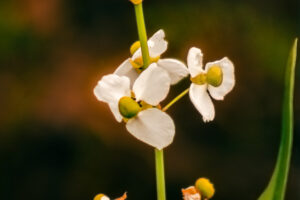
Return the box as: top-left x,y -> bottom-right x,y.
125,108 -> 175,150
183,194 -> 201,200
133,63 -> 171,105
108,103 -> 122,122
206,57 -> 235,100
148,29 -> 168,58
94,74 -> 131,104
114,58 -> 139,86
132,29 -> 168,60
187,47 -> 204,77
189,83 -> 215,122
101,197 -> 110,200
157,58 -> 189,84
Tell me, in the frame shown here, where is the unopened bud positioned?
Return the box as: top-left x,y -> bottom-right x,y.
129,0 -> 143,5
94,194 -> 110,200
195,178 -> 215,199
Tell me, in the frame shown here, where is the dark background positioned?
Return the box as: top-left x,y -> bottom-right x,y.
0,0 -> 299,199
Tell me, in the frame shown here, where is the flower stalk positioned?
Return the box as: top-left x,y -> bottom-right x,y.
163,88 -> 190,112
133,2 -> 166,200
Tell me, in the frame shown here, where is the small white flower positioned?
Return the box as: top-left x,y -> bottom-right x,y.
182,186 -> 201,200
94,63 -> 175,150
187,47 -> 235,122
114,29 -> 189,86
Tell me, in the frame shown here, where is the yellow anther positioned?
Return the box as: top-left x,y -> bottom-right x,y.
195,178 -> 215,199
206,65 -> 223,87
130,56 -> 160,73
119,97 -> 141,119
190,73 -> 207,85
94,194 -> 108,200
130,41 -> 141,55
130,57 -> 144,69
150,56 -> 160,63
129,0 -> 143,5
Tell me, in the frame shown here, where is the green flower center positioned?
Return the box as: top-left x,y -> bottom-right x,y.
118,97 -> 141,119
118,95 -> 158,120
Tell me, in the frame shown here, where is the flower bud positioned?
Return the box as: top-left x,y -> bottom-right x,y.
206,66 -> 223,87
129,0 -> 143,5
94,194 -> 110,200
195,178 -> 215,199
119,97 -> 141,118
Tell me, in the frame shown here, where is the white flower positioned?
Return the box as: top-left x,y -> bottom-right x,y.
94,63 -> 175,150
182,186 -> 201,200
187,47 -> 235,122
114,29 -> 189,86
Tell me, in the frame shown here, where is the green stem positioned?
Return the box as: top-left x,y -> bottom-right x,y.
133,3 -> 165,200
163,88 -> 189,111
155,149 -> 166,200
134,3 -> 151,67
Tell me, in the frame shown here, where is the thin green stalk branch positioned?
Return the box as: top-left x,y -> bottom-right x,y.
133,3 -> 166,200
163,88 -> 190,112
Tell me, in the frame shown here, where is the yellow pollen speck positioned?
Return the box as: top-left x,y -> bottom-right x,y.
129,0 -> 143,5
195,178 -> 215,199
206,65 -> 223,87
130,41 -> 141,55
119,97 -> 141,119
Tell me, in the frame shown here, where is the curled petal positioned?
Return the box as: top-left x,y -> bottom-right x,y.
114,58 -> 139,86
133,63 -> 171,105
182,186 -> 201,200
189,84 -> 215,122
187,47 -> 204,77
157,58 -> 189,84
115,192 -> 127,200
126,108 -> 175,150
206,57 -> 235,100
132,29 -> 168,60
94,74 -> 131,104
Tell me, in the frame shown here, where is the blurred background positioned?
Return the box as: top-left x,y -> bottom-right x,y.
0,0 -> 299,199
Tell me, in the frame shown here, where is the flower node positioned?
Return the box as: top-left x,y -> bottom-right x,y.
195,178 -> 215,199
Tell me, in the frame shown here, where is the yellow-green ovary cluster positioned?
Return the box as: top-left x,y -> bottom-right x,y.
191,65 -> 223,87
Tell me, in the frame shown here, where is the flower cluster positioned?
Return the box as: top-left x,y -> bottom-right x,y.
94,29 -> 235,149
